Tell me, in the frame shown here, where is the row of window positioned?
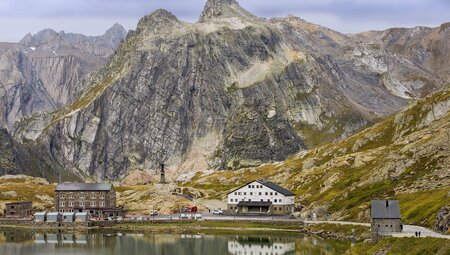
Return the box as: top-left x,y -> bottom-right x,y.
60,196 -> 107,199
234,191 -> 279,196
230,198 -> 283,203
59,201 -> 105,207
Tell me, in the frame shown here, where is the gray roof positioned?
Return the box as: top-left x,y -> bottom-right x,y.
55,183 -> 112,192
227,180 -> 295,196
371,200 -> 401,219
257,180 -> 295,196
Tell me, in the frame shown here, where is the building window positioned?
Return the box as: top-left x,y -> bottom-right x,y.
80,195 -> 85,199
69,195 -> 74,199
100,201 -> 105,207
60,202 -> 65,207
69,202 -> 74,207
243,192 -> 246,195
259,192 -> 262,195
250,192 -> 253,195
234,192 -> 237,195
248,185 -> 251,188
260,199 -> 263,202
270,192 -> 273,195
279,199 -> 283,203
100,195 -> 105,200
80,202 -> 85,207
275,192 -> 278,196
274,207 -> 277,211
91,201 -> 96,207
265,192 -> 268,195
274,199 -> 277,203
60,196 -> 65,199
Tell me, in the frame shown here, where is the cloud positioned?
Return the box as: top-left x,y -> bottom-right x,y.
0,0 -> 448,42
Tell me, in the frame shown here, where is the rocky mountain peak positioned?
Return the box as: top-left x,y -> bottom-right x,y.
104,23 -> 127,37
199,0 -> 257,22
19,28 -> 58,45
137,9 -> 180,31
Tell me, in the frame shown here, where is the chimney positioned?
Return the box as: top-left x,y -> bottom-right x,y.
159,163 -> 166,184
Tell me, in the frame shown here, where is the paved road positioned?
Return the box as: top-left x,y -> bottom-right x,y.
304,220 -> 450,239
304,220 -> 370,227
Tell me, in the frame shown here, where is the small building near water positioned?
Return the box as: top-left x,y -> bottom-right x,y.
4,202 -> 33,218
34,212 -> 47,222
75,212 -> 90,222
371,200 -> 403,241
47,212 -> 62,223
227,180 -> 295,215
62,212 -> 75,222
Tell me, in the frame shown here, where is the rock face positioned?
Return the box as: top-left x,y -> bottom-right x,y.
0,24 -> 127,129
0,128 -> 78,181
436,207 -> 449,234
14,0 -> 450,180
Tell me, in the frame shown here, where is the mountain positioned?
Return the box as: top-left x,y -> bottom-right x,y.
0,24 -> 127,129
185,86 -> 450,230
14,0 -> 449,181
0,128 -> 78,182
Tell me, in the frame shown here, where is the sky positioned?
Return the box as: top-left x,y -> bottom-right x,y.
0,0 -> 449,42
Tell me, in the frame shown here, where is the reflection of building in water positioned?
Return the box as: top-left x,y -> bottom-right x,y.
228,236 -> 295,255
34,233 -> 116,249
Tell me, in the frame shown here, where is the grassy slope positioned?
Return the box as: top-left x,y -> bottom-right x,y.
184,88 -> 450,228
346,237 -> 450,255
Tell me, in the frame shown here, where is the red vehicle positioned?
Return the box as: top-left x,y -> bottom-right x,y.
186,206 -> 197,213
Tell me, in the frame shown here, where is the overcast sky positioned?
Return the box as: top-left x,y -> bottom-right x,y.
0,0 -> 449,42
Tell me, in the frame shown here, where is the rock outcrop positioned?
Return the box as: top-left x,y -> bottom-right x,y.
13,1 -> 450,181
436,207 -> 449,234
0,24 -> 127,129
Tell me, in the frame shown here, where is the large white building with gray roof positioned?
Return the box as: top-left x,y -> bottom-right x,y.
227,180 -> 295,215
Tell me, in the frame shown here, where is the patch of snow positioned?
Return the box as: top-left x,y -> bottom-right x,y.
30,47 -> 36,51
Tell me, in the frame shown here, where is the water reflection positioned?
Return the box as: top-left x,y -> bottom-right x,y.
228,236 -> 295,255
0,229 -> 350,255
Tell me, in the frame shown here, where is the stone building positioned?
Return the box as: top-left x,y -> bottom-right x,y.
55,183 -> 124,218
4,202 -> 33,218
371,200 -> 403,241
227,180 -> 295,215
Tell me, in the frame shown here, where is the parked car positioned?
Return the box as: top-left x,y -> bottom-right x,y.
193,214 -> 202,219
179,213 -> 189,219
150,211 -> 158,217
212,209 -> 223,215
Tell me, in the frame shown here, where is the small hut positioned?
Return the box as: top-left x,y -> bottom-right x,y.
47,212 -> 62,223
75,212 -> 90,222
34,212 -> 47,222
62,212 -> 75,222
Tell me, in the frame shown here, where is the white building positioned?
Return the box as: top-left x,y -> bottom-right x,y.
227,180 -> 295,215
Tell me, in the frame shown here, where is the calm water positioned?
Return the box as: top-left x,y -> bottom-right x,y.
0,228 -> 350,255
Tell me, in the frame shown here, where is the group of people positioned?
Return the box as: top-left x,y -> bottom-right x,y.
415,231 -> 421,237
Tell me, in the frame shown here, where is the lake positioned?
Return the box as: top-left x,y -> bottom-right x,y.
0,228 -> 350,255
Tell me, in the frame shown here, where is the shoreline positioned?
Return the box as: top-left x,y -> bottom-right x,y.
0,220 -> 369,241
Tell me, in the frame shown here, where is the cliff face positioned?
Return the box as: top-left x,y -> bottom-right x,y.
0,24 -> 127,129
14,0 -> 450,180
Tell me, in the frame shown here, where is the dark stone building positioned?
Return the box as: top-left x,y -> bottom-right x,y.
55,183 -> 124,218
371,200 -> 403,241
4,201 -> 33,218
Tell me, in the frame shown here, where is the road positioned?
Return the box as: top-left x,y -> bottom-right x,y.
304,220 -> 450,239
127,214 -> 450,240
